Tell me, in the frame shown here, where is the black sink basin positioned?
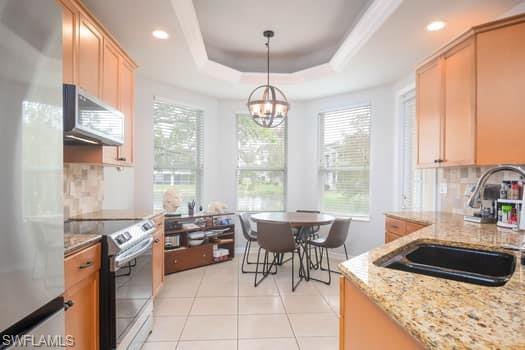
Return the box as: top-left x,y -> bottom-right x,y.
378,243 -> 516,287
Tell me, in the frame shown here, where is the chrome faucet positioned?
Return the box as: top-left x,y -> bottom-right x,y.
467,165 -> 525,231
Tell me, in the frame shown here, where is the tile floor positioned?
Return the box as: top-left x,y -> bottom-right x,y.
144,253 -> 343,349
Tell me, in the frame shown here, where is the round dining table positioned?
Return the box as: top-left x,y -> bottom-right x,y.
250,212 -> 335,227
250,212 -> 335,279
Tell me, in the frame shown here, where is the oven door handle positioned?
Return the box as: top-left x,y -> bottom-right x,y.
115,236 -> 153,270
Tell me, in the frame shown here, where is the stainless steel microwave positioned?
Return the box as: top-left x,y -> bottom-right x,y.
63,84 -> 124,146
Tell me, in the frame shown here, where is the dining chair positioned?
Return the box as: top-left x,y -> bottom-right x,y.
307,218 -> 352,285
296,209 -> 322,269
238,213 -> 258,274
254,221 -> 305,292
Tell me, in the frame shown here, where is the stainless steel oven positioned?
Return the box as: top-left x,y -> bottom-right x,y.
101,219 -> 156,350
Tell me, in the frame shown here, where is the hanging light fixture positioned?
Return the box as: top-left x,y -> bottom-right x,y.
247,30 -> 290,128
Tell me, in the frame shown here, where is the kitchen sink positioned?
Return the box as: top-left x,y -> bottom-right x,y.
377,243 -> 516,287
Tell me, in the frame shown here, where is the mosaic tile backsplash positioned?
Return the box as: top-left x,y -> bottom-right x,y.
64,163 -> 104,219
438,166 -> 524,214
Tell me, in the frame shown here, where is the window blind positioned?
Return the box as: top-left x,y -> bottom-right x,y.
319,105 -> 371,217
153,98 -> 204,210
236,114 -> 286,211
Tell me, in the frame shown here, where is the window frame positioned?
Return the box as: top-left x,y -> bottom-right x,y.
235,113 -> 288,213
152,96 -> 204,211
317,104 -> 372,220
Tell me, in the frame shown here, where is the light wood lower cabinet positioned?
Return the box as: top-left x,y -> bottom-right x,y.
384,216 -> 427,243
64,243 -> 101,349
339,276 -> 424,350
152,214 -> 165,297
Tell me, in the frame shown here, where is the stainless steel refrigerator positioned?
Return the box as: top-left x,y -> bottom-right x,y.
0,0 -> 64,348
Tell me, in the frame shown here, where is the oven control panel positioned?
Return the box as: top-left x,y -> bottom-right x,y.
108,219 -> 156,255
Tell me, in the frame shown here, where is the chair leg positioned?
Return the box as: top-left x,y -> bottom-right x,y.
254,248 -> 278,287
291,249 -> 304,292
242,240 -> 257,274
308,247 -> 334,285
343,243 -> 349,260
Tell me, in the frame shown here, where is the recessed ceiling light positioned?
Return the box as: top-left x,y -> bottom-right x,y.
152,30 -> 169,39
426,21 -> 446,32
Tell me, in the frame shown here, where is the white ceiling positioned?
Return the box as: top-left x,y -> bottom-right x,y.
83,0 -> 520,100
193,0 -> 371,73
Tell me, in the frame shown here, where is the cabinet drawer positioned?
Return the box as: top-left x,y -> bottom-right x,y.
406,222 -> 426,234
385,217 -> 406,235
165,244 -> 213,274
65,243 -> 101,290
385,231 -> 402,243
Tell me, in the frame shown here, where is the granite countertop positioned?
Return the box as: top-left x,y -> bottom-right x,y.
338,211 -> 525,350
69,208 -> 165,221
64,233 -> 101,257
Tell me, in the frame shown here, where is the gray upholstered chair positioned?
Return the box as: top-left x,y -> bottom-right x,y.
254,221 -> 305,292
307,218 -> 351,285
239,213 -> 258,274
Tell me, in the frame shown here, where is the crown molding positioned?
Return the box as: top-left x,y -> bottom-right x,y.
171,0 -> 402,84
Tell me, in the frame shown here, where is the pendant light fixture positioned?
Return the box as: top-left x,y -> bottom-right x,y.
247,30 -> 290,128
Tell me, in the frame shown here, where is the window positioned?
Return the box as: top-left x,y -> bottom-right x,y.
400,90 -> 436,210
153,98 -> 204,211
236,114 -> 286,211
319,105 -> 371,218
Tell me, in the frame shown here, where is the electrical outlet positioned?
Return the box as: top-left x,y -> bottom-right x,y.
439,183 -> 448,194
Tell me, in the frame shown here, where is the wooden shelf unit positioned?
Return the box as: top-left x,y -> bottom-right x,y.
164,213 -> 235,274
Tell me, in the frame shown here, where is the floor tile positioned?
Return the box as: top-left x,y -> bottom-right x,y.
288,313 -> 338,337
239,338 -> 299,350
180,315 -> 237,340
176,340 -> 237,350
238,314 -> 294,339
197,279 -> 238,297
158,279 -> 201,298
239,275 -> 280,296
274,276 -> 321,296
297,336 -> 338,350
148,316 -> 186,341
190,297 -> 237,315
142,342 -> 178,350
323,295 -> 340,315
281,295 -> 332,314
238,296 -> 285,314
154,298 -> 194,316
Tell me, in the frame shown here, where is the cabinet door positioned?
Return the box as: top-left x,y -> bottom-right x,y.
64,273 -> 99,350
476,22 -> 525,165
152,229 -> 164,297
443,39 -> 476,166
59,0 -> 77,84
117,58 -> 134,165
102,39 -> 119,108
416,59 -> 443,167
77,13 -> 102,97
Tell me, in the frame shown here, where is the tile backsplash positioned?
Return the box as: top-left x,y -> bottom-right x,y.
64,163 -> 104,219
438,166 -> 523,214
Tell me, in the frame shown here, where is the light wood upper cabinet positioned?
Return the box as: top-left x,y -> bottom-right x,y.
416,14 -> 525,168
416,59 -> 442,167
60,0 -> 77,84
476,21 -> 525,165
60,0 -> 137,167
443,39 -> 476,166
102,39 -> 120,109
77,13 -> 102,98
117,58 -> 134,165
